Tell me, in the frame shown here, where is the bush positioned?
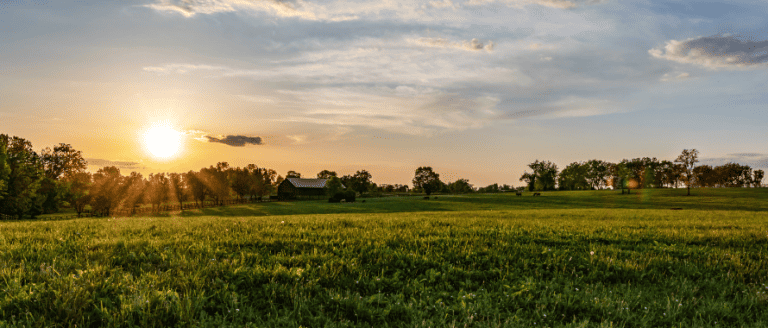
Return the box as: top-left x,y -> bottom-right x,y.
344,190 -> 356,203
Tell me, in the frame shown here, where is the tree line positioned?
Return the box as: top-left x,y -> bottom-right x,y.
518,149 -> 764,195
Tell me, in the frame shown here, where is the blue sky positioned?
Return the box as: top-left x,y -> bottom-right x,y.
1,0 -> 767,186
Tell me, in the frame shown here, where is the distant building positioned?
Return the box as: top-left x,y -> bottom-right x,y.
277,178 -> 332,200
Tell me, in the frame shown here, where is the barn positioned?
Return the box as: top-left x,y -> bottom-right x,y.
277,178 -> 332,200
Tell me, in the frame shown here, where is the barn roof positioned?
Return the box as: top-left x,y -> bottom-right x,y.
285,178 -> 330,188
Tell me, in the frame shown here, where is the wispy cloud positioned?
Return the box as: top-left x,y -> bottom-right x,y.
700,153 -> 768,169
204,135 -> 264,146
86,158 -> 146,170
649,35 -> 768,69
659,71 -> 690,82
463,0 -> 607,9
412,37 -> 495,51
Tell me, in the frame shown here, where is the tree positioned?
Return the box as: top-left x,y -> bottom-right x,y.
611,162 -> 633,194
558,162 -> 589,190
0,135 -> 45,219
145,173 -> 170,212
230,167 -> 253,200
324,176 -> 345,197
185,171 -> 207,207
61,172 -> 91,217
519,172 -> 536,192
168,172 -> 187,209
448,179 -> 474,194
585,159 -> 611,190
754,170 -> 764,188
90,166 -> 124,216
0,140 -> 10,202
286,170 -> 301,178
317,170 -> 337,179
255,168 -> 278,200
413,166 -> 442,196
201,162 -> 231,205
40,143 -> 87,180
521,160 -> 558,191
352,170 -> 372,196
675,149 -> 699,196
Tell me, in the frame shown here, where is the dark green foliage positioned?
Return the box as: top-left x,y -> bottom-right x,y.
0,134 -> 45,219
412,166 -> 442,196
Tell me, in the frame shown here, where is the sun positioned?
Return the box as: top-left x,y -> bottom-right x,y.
144,123 -> 182,158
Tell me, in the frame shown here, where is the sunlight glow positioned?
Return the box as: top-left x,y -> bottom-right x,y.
144,123 -> 182,158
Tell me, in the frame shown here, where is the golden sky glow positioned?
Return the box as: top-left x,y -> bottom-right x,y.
2,1 -> 768,186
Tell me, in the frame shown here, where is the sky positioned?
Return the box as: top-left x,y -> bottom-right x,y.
1,0 -> 767,187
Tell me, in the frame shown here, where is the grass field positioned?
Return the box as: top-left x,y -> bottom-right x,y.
2,188 -> 767,327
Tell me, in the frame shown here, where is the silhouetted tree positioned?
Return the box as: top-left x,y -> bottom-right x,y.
352,170 -> 373,196
168,172 -> 187,209
146,173 -> 169,212
413,166 -> 442,196
286,170 -> 301,178
90,166 -> 123,216
317,170 -> 337,179
185,171 -> 207,207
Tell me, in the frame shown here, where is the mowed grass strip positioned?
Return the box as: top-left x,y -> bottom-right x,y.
2,203 -> 768,327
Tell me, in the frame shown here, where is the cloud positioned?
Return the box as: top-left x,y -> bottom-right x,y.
86,158 -> 146,170
649,35 -> 768,69
204,135 -> 264,146
144,46 -> 528,87
700,153 -> 768,169
497,97 -> 623,120
270,86 -> 501,136
143,0 -> 335,21
412,37 -> 495,51
463,0 -> 607,9
659,71 -> 690,82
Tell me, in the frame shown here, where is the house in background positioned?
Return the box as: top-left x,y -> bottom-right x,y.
277,178 -> 332,200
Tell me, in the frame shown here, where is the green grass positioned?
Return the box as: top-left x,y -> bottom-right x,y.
2,189 -> 768,327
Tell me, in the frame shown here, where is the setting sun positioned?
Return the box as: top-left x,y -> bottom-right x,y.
143,123 -> 182,158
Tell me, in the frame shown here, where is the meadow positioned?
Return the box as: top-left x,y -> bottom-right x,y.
1,188 -> 768,327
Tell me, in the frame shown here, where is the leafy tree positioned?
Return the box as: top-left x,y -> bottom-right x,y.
478,183 -> 500,193
754,170 -> 764,188
693,165 -> 714,187
558,162 -> 590,190
184,171 -> 207,207
230,167 -> 253,200
257,168 -> 278,199
168,172 -> 187,209
611,162 -> 633,194
317,170 -> 337,179
521,160 -> 558,191
122,172 -> 146,212
412,166 -> 442,196
40,143 -> 87,180
146,173 -> 170,212
675,149 -> 699,196
448,179 -> 474,194
352,170 -> 373,196
324,176 -> 344,197
585,159 -> 611,190
0,135 -> 45,219
90,166 -> 124,216
0,141 -> 8,202
201,162 -> 231,205
519,172 -> 535,192
286,170 -> 301,178
61,172 -> 91,217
